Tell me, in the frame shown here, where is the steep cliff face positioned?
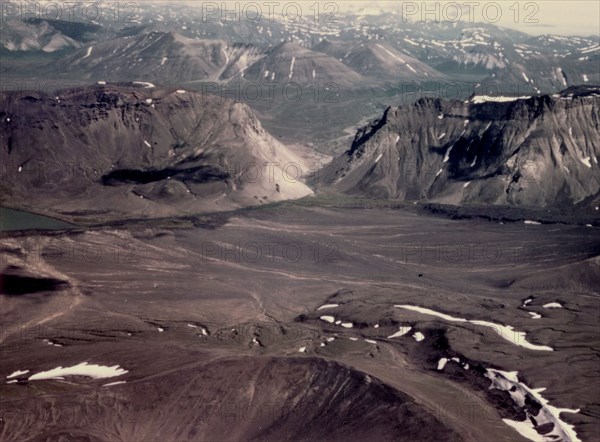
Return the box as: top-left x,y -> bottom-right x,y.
0,85 -> 312,221
319,86 -> 600,208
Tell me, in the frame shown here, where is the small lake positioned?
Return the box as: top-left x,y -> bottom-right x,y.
0,207 -> 75,232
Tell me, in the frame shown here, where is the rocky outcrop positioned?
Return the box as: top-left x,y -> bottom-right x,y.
318,86 -> 600,208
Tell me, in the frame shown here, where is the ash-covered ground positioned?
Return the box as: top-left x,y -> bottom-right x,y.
1,204 -> 598,441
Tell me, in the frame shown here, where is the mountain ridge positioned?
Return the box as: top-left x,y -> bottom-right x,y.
0,84 -> 313,222
316,86 -> 600,208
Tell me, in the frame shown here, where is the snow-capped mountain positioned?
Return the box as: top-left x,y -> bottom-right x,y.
3,5 -> 597,95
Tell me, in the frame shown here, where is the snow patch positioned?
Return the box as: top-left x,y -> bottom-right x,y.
472,95 -> 531,104
437,358 -> 448,370
557,67 -> 568,86
133,81 -> 155,89
413,332 -> 425,342
395,305 -> 553,351
83,46 -> 93,59
288,56 -> 295,80
443,146 -> 453,163
543,302 -> 562,309
29,362 -> 128,381
103,381 -> 127,387
387,326 -> 412,338
486,369 -> 581,442
502,419 -> 544,442
7,370 -> 29,379
376,43 -> 404,64
317,304 -> 339,310
320,315 -> 335,323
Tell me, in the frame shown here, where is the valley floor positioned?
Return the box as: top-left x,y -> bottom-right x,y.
1,205 -> 599,441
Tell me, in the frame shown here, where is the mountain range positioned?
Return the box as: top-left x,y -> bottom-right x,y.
1,6 -> 599,216
318,86 -> 600,208
3,9 -> 599,93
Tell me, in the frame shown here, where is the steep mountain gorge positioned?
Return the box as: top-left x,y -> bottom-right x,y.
0,84 -> 313,222
318,86 -> 600,208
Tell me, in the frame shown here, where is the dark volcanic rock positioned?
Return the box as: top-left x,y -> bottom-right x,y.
0,266 -> 68,295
